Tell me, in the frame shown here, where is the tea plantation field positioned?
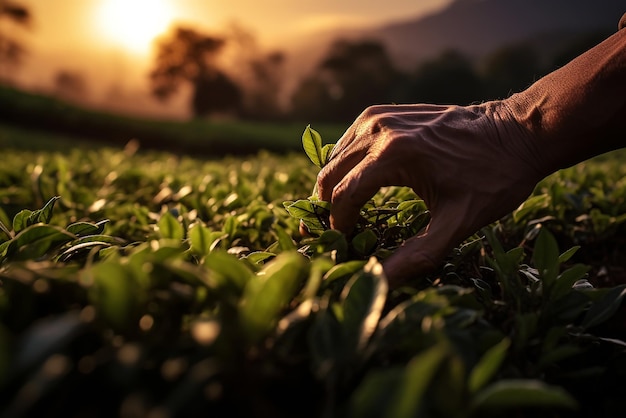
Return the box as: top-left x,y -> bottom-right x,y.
1,130 -> 625,418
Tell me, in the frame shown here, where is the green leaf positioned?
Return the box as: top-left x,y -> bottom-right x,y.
89,262 -> 143,331
28,196 -> 60,225
12,197 -> 61,234
239,252 -> 308,344
512,194 -> 550,223
244,251 -> 275,264
66,221 -> 101,236
56,241 -> 113,261
4,224 -> 75,260
316,229 -> 349,261
340,257 -> 388,351
551,264 -> 591,300
204,251 -> 254,291
69,234 -> 125,246
351,229 -> 378,256
469,338 -> 510,393
302,125 -> 324,168
309,303 -> 345,379
582,284 -> 626,330
12,209 -> 33,233
320,143 -> 335,167
158,211 -> 184,240
189,223 -> 215,256
533,228 -> 560,286
284,199 -> 324,219
324,260 -> 368,283
558,246 -> 580,263
350,343 -> 448,418
301,256 -> 334,300
274,224 -> 296,252
472,379 -> 578,412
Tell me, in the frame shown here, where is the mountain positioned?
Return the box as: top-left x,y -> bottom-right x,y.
369,0 -> 625,68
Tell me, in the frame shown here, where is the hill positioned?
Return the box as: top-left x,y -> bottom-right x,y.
369,0 -> 624,67
284,0 -> 624,76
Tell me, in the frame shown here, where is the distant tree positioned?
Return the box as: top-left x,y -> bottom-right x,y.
150,26 -> 242,118
481,43 -> 541,99
0,0 -> 31,75
242,51 -> 286,120
54,70 -> 88,101
409,50 -> 484,105
291,39 -> 401,122
550,31 -> 612,70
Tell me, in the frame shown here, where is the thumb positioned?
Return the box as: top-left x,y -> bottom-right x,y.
382,211 -> 468,288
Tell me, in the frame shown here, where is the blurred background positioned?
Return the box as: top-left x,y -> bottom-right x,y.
1,0 -> 624,151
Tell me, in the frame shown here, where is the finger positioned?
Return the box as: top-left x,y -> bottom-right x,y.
317,148 -> 367,203
382,210 -> 469,287
329,155 -> 385,232
317,127 -> 355,202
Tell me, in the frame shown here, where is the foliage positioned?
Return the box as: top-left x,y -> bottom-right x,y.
291,39 -> 403,122
0,0 -> 31,68
150,26 -> 242,117
0,129 -> 625,417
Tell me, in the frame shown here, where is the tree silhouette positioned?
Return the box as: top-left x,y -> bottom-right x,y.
54,70 -> 88,102
0,0 -> 31,73
243,51 -> 286,120
150,26 -> 242,118
291,39 -> 400,122
409,50 -> 484,105
481,43 -> 541,99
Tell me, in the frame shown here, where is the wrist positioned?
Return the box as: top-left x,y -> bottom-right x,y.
500,26 -> 626,172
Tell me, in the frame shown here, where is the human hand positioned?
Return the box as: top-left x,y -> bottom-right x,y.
316,102 -> 544,287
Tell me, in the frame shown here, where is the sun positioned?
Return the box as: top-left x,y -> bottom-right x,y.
95,0 -> 175,54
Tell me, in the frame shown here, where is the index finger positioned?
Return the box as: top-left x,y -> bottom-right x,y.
324,155 -> 384,232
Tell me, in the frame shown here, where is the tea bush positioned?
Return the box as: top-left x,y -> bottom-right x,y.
0,130 -> 625,418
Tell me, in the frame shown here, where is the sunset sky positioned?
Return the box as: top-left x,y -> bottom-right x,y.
23,0 -> 451,52
7,0 -> 452,117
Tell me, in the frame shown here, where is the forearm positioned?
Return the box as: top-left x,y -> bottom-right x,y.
504,21 -> 626,173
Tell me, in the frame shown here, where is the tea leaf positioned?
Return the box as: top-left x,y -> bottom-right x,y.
582,284 -> 626,330
469,338 -> 510,393
352,229 -> 378,256
274,224 -> 297,252
67,221 -> 101,236
512,194 -> 550,223
320,143 -> 335,167
324,260 -> 368,283
158,211 -> 185,240
90,262 -> 143,331
29,196 -> 60,225
190,224 -> 226,255
4,224 -> 75,261
284,199 -> 322,219
204,251 -> 253,291
240,252 -> 308,344
533,228 -> 559,286
558,246 -> 580,264
551,264 -> 591,300
350,343 -> 448,418
340,257 -> 388,351
472,379 -> 578,411
302,125 -> 324,168
12,209 -> 33,234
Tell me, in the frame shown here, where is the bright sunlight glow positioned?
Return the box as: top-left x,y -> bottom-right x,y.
95,0 -> 175,54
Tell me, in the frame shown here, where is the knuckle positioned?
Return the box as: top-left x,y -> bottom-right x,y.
357,105 -> 397,137
360,104 -> 384,119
